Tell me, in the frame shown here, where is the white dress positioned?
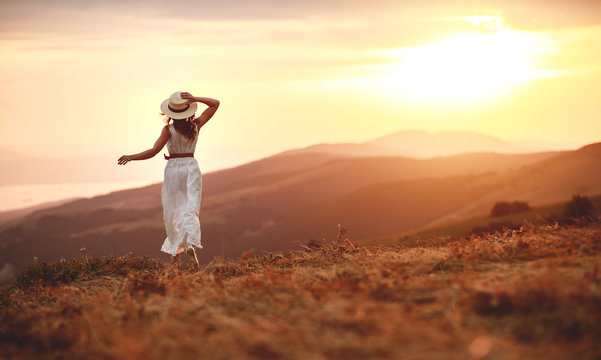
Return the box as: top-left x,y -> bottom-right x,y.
160,124 -> 202,256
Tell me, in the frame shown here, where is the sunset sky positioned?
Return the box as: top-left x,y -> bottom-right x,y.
1,0 -> 601,176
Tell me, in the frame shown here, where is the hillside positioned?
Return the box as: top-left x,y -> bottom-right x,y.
1,222 -> 599,359
428,142 -> 601,224
0,149 -> 561,278
365,194 -> 601,248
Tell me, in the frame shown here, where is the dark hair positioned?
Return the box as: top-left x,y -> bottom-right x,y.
164,116 -> 197,141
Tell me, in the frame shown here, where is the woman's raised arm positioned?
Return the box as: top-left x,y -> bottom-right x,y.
180,92 -> 220,130
118,125 -> 170,165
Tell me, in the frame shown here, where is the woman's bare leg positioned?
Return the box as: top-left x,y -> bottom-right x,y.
171,253 -> 181,269
186,246 -> 200,269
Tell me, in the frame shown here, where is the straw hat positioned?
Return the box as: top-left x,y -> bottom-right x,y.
160,91 -> 197,120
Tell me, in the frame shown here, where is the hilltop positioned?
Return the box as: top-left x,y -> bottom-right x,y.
1,222 -> 599,359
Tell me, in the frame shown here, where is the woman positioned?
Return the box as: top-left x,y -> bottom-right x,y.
118,91 -> 220,268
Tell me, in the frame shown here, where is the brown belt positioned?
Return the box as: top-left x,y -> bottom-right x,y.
164,153 -> 194,160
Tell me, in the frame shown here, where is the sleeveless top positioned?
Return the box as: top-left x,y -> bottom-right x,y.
166,123 -> 198,154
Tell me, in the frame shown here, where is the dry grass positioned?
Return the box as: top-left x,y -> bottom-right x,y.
1,224 -> 600,360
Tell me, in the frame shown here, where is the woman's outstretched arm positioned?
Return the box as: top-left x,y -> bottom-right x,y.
180,92 -> 220,130
118,125 -> 170,165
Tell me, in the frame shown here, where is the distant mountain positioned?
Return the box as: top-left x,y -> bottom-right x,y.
276,142 -> 402,158
276,130 -> 542,159
0,148 -> 30,162
0,156 -> 162,186
0,130 -> 570,187
0,198 -> 79,224
366,130 -> 522,158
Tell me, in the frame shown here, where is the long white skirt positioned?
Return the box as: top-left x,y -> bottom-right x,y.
160,158 -> 202,256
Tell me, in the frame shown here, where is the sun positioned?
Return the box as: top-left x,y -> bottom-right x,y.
370,16 -> 556,105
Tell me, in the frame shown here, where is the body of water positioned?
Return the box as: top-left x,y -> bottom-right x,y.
0,181 -> 158,212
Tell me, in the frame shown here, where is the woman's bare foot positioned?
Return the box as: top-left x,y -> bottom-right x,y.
172,253 -> 181,269
186,246 -> 200,269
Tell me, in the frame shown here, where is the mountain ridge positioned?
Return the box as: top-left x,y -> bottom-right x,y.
0,130 -> 577,188
1,135 -> 599,282
2,143 -> 595,280
277,129 -> 553,159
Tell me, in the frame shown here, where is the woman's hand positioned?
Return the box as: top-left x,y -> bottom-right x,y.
117,126 -> 170,165
118,155 -> 132,165
180,92 -> 196,104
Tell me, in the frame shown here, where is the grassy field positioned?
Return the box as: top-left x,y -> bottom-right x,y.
1,222 -> 600,359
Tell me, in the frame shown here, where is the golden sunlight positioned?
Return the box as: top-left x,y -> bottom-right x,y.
372,16 -> 560,105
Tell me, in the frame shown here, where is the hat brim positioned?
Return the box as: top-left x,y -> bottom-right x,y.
160,99 -> 198,120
